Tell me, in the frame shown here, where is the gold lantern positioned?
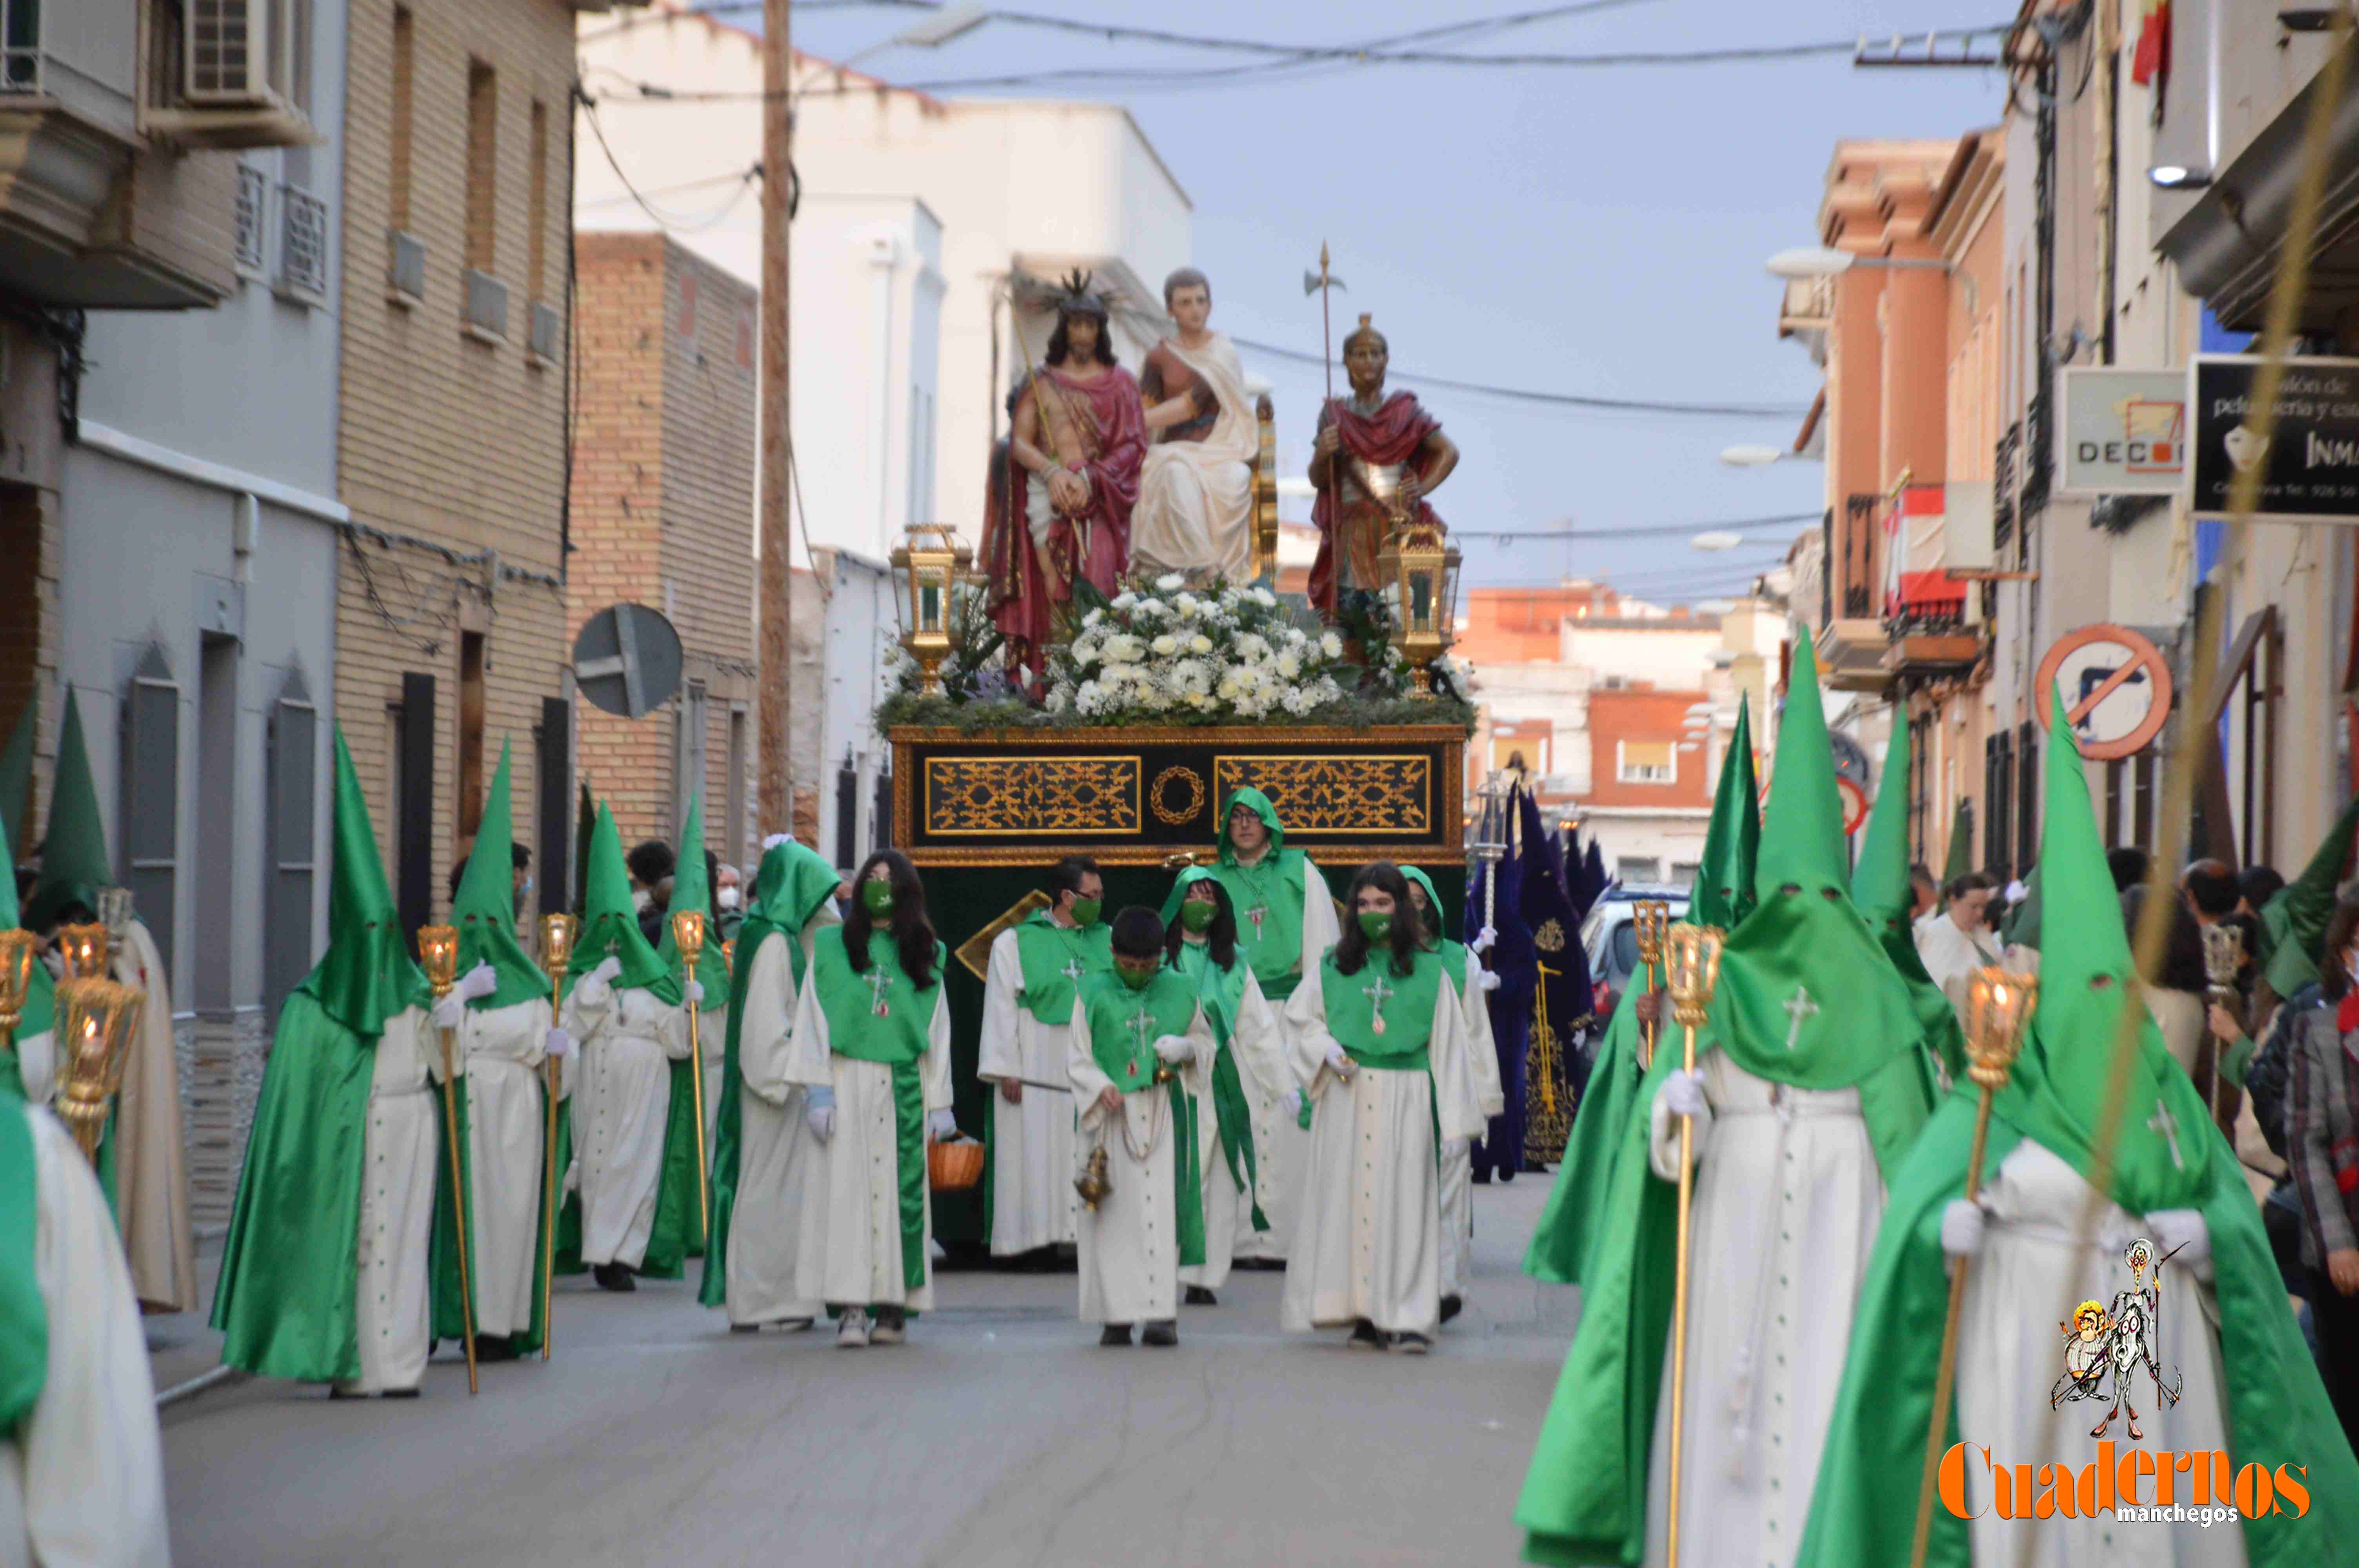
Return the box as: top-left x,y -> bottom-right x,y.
417,925 -> 461,995
54,922 -> 109,980
0,929 -> 38,1055
889,523 -> 975,696
1376,520 -> 1457,694
671,907 -> 714,1243
1663,922 -> 1725,1031
96,886 -> 135,951
53,977 -> 142,1166
1961,967 -> 2037,1089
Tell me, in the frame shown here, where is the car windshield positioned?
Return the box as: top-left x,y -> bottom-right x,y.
1609,923 -> 1639,976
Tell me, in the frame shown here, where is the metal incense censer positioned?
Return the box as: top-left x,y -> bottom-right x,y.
1074,1142 -> 1113,1210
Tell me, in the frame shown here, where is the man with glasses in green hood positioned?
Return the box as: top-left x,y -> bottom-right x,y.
978,857 -> 1110,1262
1403,866 -> 1503,1323
1201,787 -> 1340,1265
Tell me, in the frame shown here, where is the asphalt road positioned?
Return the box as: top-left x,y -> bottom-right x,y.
161,1178 -> 1577,1568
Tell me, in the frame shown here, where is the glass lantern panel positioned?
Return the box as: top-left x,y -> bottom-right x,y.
1410,570 -> 1434,630
920,582 -> 942,631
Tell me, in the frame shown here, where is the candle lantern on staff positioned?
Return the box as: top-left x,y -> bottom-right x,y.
0,928 -> 37,1060
96,887 -> 134,956
53,977 -> 141,1168
2201,921 -> 2245,1134
54,921 -> 108,980
671,908 -> 714,1248
1905,965 -> 2036,1568
1659,920 -> 1723,1568
1632,900 -> 1671,1069
416,924 -> 480,1396
537,912 -> 579,1360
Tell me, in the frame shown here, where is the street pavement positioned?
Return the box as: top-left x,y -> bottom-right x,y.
160,1178 -> 1576,1567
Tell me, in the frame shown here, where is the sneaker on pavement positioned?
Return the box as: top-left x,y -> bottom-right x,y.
592,1262 -> 636,1293
1099,1323 -> 1134,1347
1141,1320 -> 1179,1347
869,1307 -> 907,1345
836,1308 -> 871,1348
1386,1332 -> 1432,1355
1183,1285 -> 1218,1306
1347,1319 -> 1385,1350
1439,1294 -> 1463,1325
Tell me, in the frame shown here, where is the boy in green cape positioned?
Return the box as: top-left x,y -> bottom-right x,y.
1203,788 -> 1341,1263
560,804 -> 702,1291
1797,697 -> 2359,1567
702,832 -> 843,1329
1403,864 -> 1504,1322
1063,906 -> 1215,1345
1,1057 -> 168,1559
1162,868 -> 1293,1304
214,733 -> 440,1396
1281,862 -> 1488,1354
1516,641 -> 1938,1564
978,855 -> 1111,1261
786,848 -> 956,1348
427,740 -> 567,1359
1523,695 -> 1757,1291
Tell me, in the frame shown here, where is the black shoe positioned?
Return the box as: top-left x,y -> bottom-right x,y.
1141,1320 -> 1178,1347
730,1323 -> 762,1334
1347,1319 -> 1384,1350
473,1335 -> 520,1362
1439,1294 -> 1463,1325
1100,1323 -> 1134,1347
1385,1332 -> 1432,1355
382,1387 -> 424,1397
1183,1285 -> 1218,1306
592,1262 -> 636,1293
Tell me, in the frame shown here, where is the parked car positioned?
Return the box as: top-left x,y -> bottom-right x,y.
1581,884 -> 1690,1024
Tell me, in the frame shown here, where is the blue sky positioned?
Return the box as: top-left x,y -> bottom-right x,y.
784,0 -> 2009,595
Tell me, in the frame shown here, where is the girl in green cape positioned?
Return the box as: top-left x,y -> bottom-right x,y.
213,733 -> 438,1396
1162,869 -> 1290,1303
1797,699 -> 2359,1567
785,848 -> 957,1348
1280,861 -> 1488,1354
702,832 -> 843,1330
1066,906 -> 1215,1346
1403,865 -> 1505,1324
560,805 -> 701,1293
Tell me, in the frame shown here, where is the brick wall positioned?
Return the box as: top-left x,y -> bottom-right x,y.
336,0 -> 577,911
1585,687 -> 1712,811
567,233 -> 760,869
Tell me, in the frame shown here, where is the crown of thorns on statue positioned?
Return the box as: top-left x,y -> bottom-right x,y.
1050,267 -> 1111,321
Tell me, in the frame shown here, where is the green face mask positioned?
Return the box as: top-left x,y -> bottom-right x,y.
861,880 -> 896,917
1357,910 -> 1393,944
1180,900 -> 1217,934
1067,895 -> 1103,927
1115,960 -> 1158,991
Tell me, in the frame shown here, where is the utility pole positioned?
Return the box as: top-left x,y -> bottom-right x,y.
758,0 -> 793,837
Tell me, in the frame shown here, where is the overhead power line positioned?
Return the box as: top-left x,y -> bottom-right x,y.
1231,336 -> 1808,419
1451,512 -> 1820,542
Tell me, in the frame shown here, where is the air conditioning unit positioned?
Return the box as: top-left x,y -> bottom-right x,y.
529,301 -> 563,365
387,230 -> 425,303
464,269 -> 510,343
186,0 -> 309,113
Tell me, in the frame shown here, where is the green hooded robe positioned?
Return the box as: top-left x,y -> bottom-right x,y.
212,731 -> 431,1383
700,835 -> 843,1308
1796,693 -> 2359,1566
0,691 -> 33,857
1205,788 -> 1317,1002
0,822 -> 52,1103
2256,791 -> 2359,1000
0,1079 -> 41,1434
1523,697 -> 1756,1289
1854,717 -> 1970,1088
1516,639 -> 1939,1566
22,693 -> 109,933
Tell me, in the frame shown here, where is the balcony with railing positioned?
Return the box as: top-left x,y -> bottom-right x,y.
1881,569 -> 1984,681
1992,421 -> 2019,548
1815,492 -> 1892,692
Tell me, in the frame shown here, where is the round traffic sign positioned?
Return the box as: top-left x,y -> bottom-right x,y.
572,603 -> 684,719
2032,623 -> 2173,761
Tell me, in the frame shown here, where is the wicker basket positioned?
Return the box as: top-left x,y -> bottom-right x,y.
928,1134 -> 985,1192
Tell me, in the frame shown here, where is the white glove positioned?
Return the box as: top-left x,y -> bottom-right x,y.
458,961 -> 500,1001
591,955 -> 623,984
1472,926 -> 1498,955
544,1027 -> 574,1063
926,1109 -> 959,1142
1661,1069 -> 1708,1120
1940,1198 -> 1986,1259
1479,969 -> 1502,993
1281,1086 -> 1306,1118
684,980 -> 705,1005
1324,1043 -> 1355,1078
2145,1209 -> 2211,1272
763,832 -> 793,851
806,1104 -> 836,1143
432,991 -> 468,1029
1153,1034 -> 1196,1065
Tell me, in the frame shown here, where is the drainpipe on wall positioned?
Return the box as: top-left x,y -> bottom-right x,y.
866,234 -> 900,561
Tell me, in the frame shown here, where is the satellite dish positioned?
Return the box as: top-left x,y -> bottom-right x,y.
572,603 -> 683,719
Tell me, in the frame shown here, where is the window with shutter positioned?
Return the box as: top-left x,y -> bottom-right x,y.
265,671 -> 317,1021
1617,739 -> 1674,785
122,644 -> 181,980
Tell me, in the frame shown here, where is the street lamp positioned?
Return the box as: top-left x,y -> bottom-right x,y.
1764,247 -> 1950,279
838,4 -> 989,68
1692,531 -> 1744,552
1719,444 -> 1794,468
2147,164 -> 2212,190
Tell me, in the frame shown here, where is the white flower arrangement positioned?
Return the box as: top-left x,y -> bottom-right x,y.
1047,574 -> 1356,726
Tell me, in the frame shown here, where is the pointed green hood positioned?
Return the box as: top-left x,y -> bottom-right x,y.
1217,787 -> 1289,866
1992,688 -> 2210,1212
0,807 -> 50,1046
23,693 -> 109,933
2258,790 -> 2359,998
453,740 -> 548,1012
654,795 -> 729,998
1852,714 -> 1968,1083
1702,636 -> 1933,1136
567,805 -> 681,1003
296,732 -> 428,1039
1690,696 -> 1759,930
1940,795 -> 1972,883
0,693 -> 32,857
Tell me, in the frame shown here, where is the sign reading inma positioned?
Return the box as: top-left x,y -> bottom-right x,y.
2190,354 -> 2359,523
